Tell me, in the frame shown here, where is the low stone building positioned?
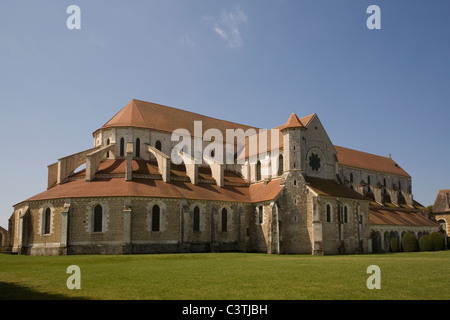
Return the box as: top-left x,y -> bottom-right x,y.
0,226 -> 8,252
8,99 -> 438,255
335,146 -> 439,252
432,190 -> 450,241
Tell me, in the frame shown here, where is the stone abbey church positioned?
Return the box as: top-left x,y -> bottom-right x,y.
8,99 -> 439,255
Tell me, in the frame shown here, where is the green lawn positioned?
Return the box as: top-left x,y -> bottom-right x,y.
0,251 -> 449,300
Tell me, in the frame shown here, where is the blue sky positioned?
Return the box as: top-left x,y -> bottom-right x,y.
0,0 -> 449,228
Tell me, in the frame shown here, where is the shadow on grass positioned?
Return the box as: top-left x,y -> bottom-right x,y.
0,282 -> 90,300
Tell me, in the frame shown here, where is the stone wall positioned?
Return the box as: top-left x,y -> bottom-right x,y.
370,224 -> 440,253
302,116 -> 337,180
68,198 -> 124,255
14,197 -> 249,255
315,195 -> 371,255
339,165 -> 412,197
10,200 -> 66,255
433,213 -> 449,236
277,172 -> 312,254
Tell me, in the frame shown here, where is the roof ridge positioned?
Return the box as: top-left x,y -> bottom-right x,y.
132,99 -> 260,129
282,113 -> 305,130
335,145 -> 396,162
95,99 -> 260,135
129,99 -> 148,126
299,113 -> 316,126
335,145 -> 411,177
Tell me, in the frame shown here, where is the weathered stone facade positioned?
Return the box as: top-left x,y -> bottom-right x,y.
11,198 -> 251,256
431,189 -> 450,248
8,99 -> 438,255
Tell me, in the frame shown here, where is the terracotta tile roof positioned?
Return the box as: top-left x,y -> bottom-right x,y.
274,113 -> 315,132
412,200 -> 427,212
370,207 -> 438,227
237,113 -> 316,159
72,159 -> 177,178
237,128 -> 284,160
96,99 -> 259,138
306,177 -> 369,201
298,113 -> 315,127
248,179 -> 284,203
279,113 -> 305,130
70,159 -> 247,184
22,159 -> 284,204
335,146 -> 411,178
24,177 -> 252,203
432,189 -> 450,213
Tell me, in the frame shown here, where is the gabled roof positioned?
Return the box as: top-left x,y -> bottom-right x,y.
249,179 -> 284,203
276,113 -> 316,131
280,113 -> 305,130
370,208 -> 438,227
100,99 -> 148,129
335,146 -> 411,178
95,99 -> 259,138
236,128 -> 284,160
237,113 -> 317,159
306,177 -> 369,201
432,189 -> 450,213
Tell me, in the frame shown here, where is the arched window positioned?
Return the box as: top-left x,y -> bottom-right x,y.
256,161 -> 261,181
136,138 -> 141,158
221,208 -> 227,232
106,138 -> 110,158
344,206 -> 348,223
94,205 -> 103,233
350,172 -> 353,183
258,206 -> 263,224
193,206 -> 200,232
438,219 -> 447,234
367,175 -> 371,192
326,204 -> 331,222
44,208 -> 51,235
152,205 -> 160,232
155,140 -> 162,152
278,155 -> 284,176
120,138 -> 125,157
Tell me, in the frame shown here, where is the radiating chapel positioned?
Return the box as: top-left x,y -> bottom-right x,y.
8,99 -> 438,255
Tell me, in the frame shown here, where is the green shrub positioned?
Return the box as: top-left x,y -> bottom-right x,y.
390,237 -> 399,252
419,235 -> 434,251
429,232 -> 445,251
402,232 -> 418,252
